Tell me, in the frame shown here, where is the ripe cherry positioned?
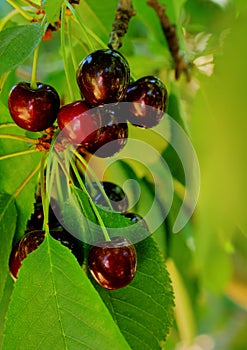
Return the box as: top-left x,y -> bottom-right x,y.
9,230 -> 45,280
58,102 -> 128,157
88,105 -> 128,157
8,82 -> 60,132
9,243 -> 22,281
9,229 -> 83,280
88,181 -> 129,212
76,49 -> 130,105
125,76 -> 168,128
26,198 -> 84,264
88,236 -> 137,290
18,230 -> 45,262
57,100 -> 102,147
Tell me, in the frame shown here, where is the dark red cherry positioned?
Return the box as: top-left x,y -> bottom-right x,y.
88,236 -> 137,290
76,49 -> 130,105
27,199 -> 84,264
58,102 -> 127,157
9,243 -> 22,281
18,230 -> 45,262
8,82 -> 60,132
88,181 -> 129,212
9,229 -> 83,280
87,105 -> 128,157
57,100 -> 101,147
125,76 -> 168,128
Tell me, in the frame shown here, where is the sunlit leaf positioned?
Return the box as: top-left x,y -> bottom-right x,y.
0,193 -> 16,302
92,237 -> 174,350
0,275 -> 13,349
0,24 -> 43,75
3,235 -> 131,350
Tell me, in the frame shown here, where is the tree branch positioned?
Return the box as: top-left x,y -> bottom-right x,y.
147,0 -> 191,81
108,0 -> 136,51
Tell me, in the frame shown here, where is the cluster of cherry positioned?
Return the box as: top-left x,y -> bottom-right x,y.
58,49 -> 168,157
8,49 -> 168,289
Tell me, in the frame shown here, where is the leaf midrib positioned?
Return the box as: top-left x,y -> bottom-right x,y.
47,236 -> 68,350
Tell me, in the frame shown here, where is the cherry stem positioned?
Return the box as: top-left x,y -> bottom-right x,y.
71,32 -> 90,55
14,160 -> 41,199
73,149 -> 113,210
70,16 -> 107,52
0,148 -> 39,161
48,154 -> 66,206
30,45 -> 40,90
65,1 -> 96,52
0,123 -> 18,129
61,3 -> 75,102
20,0 -> 40,9
6,0 -> 33,21
70,158 -> 111,242
40,153 -> 50,234
0,134 -> 37,144
82,25 -> 107,49
40,14 -> 49,33
0,10 -> 19,31
67,16 -> 79,72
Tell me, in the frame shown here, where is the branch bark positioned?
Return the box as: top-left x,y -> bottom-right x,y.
108,0 -> 136,51
147,0 -> 191,81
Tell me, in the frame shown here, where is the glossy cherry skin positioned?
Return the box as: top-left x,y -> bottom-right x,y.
125,76 -> 168,128
18,230 -> 45,261
88,236 -> 137,290
9,229 -> 83,280
58,102 -> 127,157
9,230 -> 46,280
8,82 -> 60,132
88,105 -> 128,157
57,100 -> 102,147
76,49 -> 130,105
88,181 -> 129,212
9,243 -> 22,281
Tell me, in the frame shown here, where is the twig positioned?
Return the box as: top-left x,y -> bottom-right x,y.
108,0 -> 136,50
147,0 -> 191,81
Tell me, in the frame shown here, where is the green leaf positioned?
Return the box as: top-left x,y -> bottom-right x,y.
0,24 -> 43,75
92,237 -> 175,350
3,234 -> 131,350
42,0 -> 64,23
0,193 -> 17,302
61,186 -> 148,244
0,125 -> 42,240
0,275 -> 13,349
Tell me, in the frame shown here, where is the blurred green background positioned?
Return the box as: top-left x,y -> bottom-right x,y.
170,1 -> 247,349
